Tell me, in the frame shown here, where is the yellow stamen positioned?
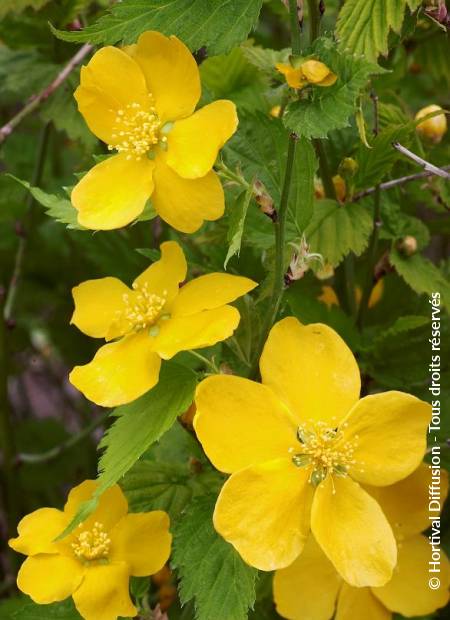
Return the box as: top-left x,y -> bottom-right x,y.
121,283 -> 168,333
108,95 -> 161,160
72,521 -> 111,561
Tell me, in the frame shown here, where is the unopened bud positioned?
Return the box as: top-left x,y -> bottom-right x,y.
285,236 -> 323,284
316,263 -> 335,280
179,402 -> 196,430
332,174 -> 347,203
338,157 -> 358,180
397,235 -> 418,256
270,105 -> 282,118
253,179 -> 276,220
415,105 -> 447,143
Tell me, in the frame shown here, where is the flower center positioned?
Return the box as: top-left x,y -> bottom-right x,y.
108,96 -> 166,161
291,421 -> 358,487
72,522 -> 111,562
121,282 -> 168,333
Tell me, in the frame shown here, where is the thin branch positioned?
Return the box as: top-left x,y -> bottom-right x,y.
353,165 -> 450,201
0,43 -> 93,145
17,409 -> 110,465
392,142 -> 450,180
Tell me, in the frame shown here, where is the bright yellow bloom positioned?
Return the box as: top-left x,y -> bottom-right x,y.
415,104 -> 447,143
274,464 -> 450,620
72,31 -> 238,233
9,480 -> 172,620
69,240 -> 256,407
194,317 -> 431,585
276,59 -> 337,89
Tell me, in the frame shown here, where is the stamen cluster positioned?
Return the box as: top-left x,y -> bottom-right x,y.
72,521 -> 111,561
121,283 -> 168,332
108,96 -> 161,161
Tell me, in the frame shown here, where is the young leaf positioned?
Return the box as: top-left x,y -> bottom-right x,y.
283,38 -> 383,139
51,0 -> 263,55
172,495 -> 258,620
12,599 -> 81,619
58,362 -> 196,538
224,184 -> 254,268
390,249 -> 450,309
304,199 -> 373,267
336,0 -> 422,62
6,175 -> 83,229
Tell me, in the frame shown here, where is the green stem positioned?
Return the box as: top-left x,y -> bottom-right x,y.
307,0 -> 321,44
18,409 -> 110,464
3,123 -> 51,321
356,186 -> 381,328
288,0 -> 302,55
250,134 -> 298,377
187,350 -> 220,373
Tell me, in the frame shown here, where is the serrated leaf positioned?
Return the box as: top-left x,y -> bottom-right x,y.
354,124 -> 413,189
5,175 -> 84,229
59,362 -> 196,538
51,0 -> 263,56
172,495 -> 257,620
224,185 -> 254,268
390,250 -> 450,310
12,599 -> 81,619
336,0 -> 422,63
369,315 -> 430,348
380,199 -> 430,250
0,47 -> 57,100
283,38 -> 383,139
304,199 -> 373,266
240,45 -> 289,76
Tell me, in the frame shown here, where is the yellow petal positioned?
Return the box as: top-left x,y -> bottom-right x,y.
64,481 -> 128,532
171,273 -> 257,317
152,305 -> 240,360
366,464 -> 449,540
311,475 -> 397,587
110,511 -> 172,576
274,536 -> 341,620
71,277 -> 130,339
72,154 -> 154,230
336,584 -> 390,620
133,240 -> 187,306
301,60 -> 331,83
372,535 -> 450,616
74,46 -> 150,144
152,154 -> 224,233
341,392 -> 431,486
275,63 -> 306,89
73,562 -> 136,620
194,375 -> 297,474
131,31 -> 200,123
17,554 -> 83,604
260,318 -> 360,426
214,459 -> 313,571
167,101 -> 238,179
69,332 -> 161,407
9,508 -> 68,556
317,71 -> 337,87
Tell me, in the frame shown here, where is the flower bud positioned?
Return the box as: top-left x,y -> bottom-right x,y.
270,105 -> 282,118
253,179 -> 276,219
415,105 -> 447,143
332,174 -> 347,203
338,157 -> 359,180
397,235 -> 418,256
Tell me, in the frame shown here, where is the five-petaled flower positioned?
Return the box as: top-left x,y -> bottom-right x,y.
194,317 -> 431,586
274,464 -> 450,620
276,59 -> 337,89
69,240 -> 257,407
9,480 -> 172,620
72,31 -> 238,233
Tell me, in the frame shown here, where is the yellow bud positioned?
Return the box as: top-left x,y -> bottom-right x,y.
332,174 -> 347,203
301,60 -> 337,87
316,263 -> 335,280
314,178 -> 325,199
275,63 -> 307,89
415,105 -> 447,143
397,235 -> 418,256
338,157 -> 359,179
270,105 -> 282,118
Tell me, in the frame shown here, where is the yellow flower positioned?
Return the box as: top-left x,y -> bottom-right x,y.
9,480 -> 172,620
194,317 -> 431,585
415,104 -> 447,143
276,59 -> 337,89
69,240 -> 256,407
72,31 -> 238,233
320,279 -> 384,309
274,464 -> 450,620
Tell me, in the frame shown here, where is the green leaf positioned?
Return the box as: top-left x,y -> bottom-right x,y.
0,47 -> 56,100
380,199 -> 430,250
336,0 -> 422,63
5,175 -> 83,229
58,362 -> 196,538
51,0 -> 263,55
283,38 -> 383,139
304,199 -> 373,267
240,45 -> 289,77
293,137 -> 317,232
172,495 -> 257,620
224,184 -> 254,268
12,599 -> 81,619
354,124 -> 413,189
0,0 -> 50,20
390,250 -> 450,310
369,315 -> 430,347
